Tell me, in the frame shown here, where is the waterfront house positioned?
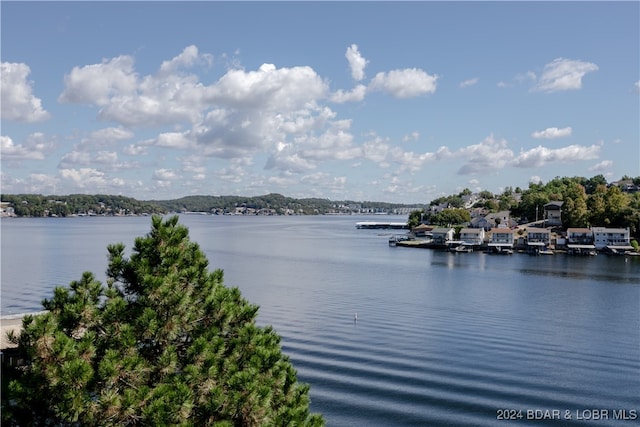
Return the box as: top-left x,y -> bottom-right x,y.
488,227 -> 514,253
526,228 -> 551,253
591,227 -> 632,252
431,227 -> 454,246
566,227 -> 595,255
411,223 -> 433,238
459,228 -> 486,246
489,228 -> 514,245
543,201 -> 563,226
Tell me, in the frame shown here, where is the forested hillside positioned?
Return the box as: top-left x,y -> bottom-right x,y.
1,193 -> 420,217
0,194 -> 164,217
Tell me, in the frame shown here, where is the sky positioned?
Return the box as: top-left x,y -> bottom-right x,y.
1,1 -> 639,203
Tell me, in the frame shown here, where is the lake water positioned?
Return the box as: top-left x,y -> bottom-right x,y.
1,215 -> 639,426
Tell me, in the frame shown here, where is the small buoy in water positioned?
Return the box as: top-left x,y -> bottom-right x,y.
354,313 -> 358,322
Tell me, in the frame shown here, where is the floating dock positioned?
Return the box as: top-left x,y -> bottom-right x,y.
356,221 -> 409,229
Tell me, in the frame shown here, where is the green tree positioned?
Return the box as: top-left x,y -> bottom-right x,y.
513,190 -> 549,222
407,209 -> 424,229
430,208 -> 471,226
587,184 -> 607,226
603,185 -> 630,227
562,181 -> 589,228
3,215 -> 323,427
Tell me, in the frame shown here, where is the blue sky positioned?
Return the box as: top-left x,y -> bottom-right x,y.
2,1 -> 639,203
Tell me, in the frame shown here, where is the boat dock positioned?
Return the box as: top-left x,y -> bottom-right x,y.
356,221 -> 409,230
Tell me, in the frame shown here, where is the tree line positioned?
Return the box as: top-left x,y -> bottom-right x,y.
0,194 -> 164,217
1,193 -> 422,217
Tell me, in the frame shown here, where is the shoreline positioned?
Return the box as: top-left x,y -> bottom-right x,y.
1,312 -> 46,349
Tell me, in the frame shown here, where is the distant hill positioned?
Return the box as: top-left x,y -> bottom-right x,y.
0,193 -> 424,217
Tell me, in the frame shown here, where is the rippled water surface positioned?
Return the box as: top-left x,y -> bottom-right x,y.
2,215 -> 639,426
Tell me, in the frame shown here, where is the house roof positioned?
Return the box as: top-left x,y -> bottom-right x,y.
412,224 -> 432,231
567,228 -> 592,234
527,229 -> 550,235
591,227 -> 629,233
431,227 -> 454,233
544,201 -> 564,209
460,228 -> 483,234
490,227 -> 513,233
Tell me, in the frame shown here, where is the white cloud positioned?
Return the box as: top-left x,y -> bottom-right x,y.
459,77 -> 479,88
455,134 -> 514,175
60,168 -> 108,188
1,135 -> 44,160
345,44 -> 368,81
88,126 -> 134,142
1,172 -> 60,194
59,150 -> 92,167
265,120 -> 359,173
158,45 -> 212,76
152,132 -> 193,149
152,168 -> 179,181
589,160 -> 613,172
152,168 -> 179,188
361,134 -> 449,173
59,55 -> 137,105
452,134 -> 601,174
635,80 -> 640,93
402,131 -> 420,142
531,126 -> 572,139
532,58 -> 598,93
0,133 -> 54,160
59,46 -> 217,127
369,68 -> 438,98
530,176 -> 543,185
58,147 -> 136,171
123,144 -> 147,156
211,63 -> 327,111
330,84 -> 367,103
1,62 -> 51,122
300,172 -> 347,192
513,144 -> 600,168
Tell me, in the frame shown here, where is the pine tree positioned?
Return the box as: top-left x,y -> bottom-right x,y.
3,215 -> 323,426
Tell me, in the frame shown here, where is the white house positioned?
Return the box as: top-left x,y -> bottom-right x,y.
459,228 -> 486,245
431,227 -> 454,245
566,228 -> 595,255
591,227 -> 632,251
526,228 -> 551,253
489,228 -> 514,247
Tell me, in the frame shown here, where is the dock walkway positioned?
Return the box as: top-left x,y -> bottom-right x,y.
356,221 -> 408,229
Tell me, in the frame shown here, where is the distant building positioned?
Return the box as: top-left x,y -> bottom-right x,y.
609,180 -> 639,193
543,201 -> 563,226
470,210 -> 513,230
